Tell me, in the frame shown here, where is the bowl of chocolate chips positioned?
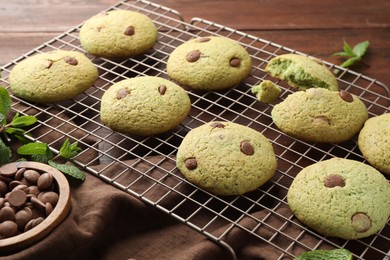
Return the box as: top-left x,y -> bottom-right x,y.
0,161 -> 71,252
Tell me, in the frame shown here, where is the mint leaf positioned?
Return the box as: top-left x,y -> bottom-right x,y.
17,142 -> 48,155
353,40 -> 369,57
11,114 -> 37,128
31,147 -> 53,163
0,87 -> 11,116
0,139 -> 12,166
340,56 -> 361,68
342,40 -> 355,57
59,138 -> 82,159
48,160 -> 85,181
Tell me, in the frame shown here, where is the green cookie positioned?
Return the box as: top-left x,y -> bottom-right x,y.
176,121 -> 277,196
265,53 -> 339,91
271,88 -> 368,143
358,113 -> 390,175
167,36 -> 252,90
80,10 -> 157,58
9,50 -> 98,103
287,158 -> 390,240
100,76 -> 191,136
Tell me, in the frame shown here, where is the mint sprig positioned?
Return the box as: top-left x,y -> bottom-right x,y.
0,86 -> 85,182
333,40 -> 369,74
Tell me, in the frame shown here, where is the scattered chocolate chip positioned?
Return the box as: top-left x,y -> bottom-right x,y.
197,37 -> 211,43
116,89 -> 130,100
186,50 -> 201,62
324,174 -> 345,188
229,57 -> 241,67
314,115 -> 330,125
339,90 -> 353,102
184,158 -> 197,170
210,122 -> 225,128
158,85 -> 167,95
351,212 -> 371,233
63,56 -> 78,66
240,141 -> 254,156
124,26 -> 135,36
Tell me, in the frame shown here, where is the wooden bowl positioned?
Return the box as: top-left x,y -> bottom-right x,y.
0,161 -> 71,253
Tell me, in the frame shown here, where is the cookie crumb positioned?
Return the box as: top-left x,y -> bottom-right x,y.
251,80 -> 281,104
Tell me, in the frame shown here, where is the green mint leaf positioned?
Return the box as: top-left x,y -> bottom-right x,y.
59,138 -> 82,159
0,87 -> 11,116
353,40 -> 369,57
17,142 -> 48,155
30,147 -> 53,163
48,160 -> 85,181
340,56 -> 361,68
342,40 -> 355,57
11,114 -> 37,128
0,113 -> 6,126
333,51 -> 350,57
5,127 -> 26,136
0,139 -> 12,166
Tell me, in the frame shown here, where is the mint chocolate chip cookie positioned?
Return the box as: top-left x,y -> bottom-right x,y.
176,121 -> 277,196
100,76 -> 191,136
287,158 -> 390,240
167,36 -> 252,91
265,53 -> 339,91
358,113 -> 390,175
9,50 -> 98,103
79,10 -> 157,58
271,88 -> 368,143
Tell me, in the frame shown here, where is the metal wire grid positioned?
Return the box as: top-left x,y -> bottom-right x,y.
1,0 -> 390,259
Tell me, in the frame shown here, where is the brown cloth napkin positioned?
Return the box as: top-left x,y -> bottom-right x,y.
0,105 -> 329,260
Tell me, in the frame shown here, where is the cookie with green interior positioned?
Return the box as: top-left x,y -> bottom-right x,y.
79,10 -> 157,58
271,88 -> 368,143
176,121 -> 277,196
265,53 -> 338,91
100,76 -> 190,136
287,158 -> 390,240
295,249 -> 353,260
358,113 -> 390,175
167,36 -> 252,90
251,80 -> 282,103
9,50 -> 98,103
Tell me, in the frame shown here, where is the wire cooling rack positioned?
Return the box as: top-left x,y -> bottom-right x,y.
1,0 -> 389,259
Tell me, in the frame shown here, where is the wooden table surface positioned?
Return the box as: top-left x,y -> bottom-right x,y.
1,0 -> 389,88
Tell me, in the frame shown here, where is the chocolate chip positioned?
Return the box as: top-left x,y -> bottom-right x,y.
23,169 -> 41,184
339,90 -> 353,102
8,190 -> 27,207
46,60 -> 54,69
314,116 -> 330,125
124,26 -> 135,36
186,50 -> 201,62
63,56 -> 78,66
229,57 -> 241,67
116,89 -> 130,100
0,221 -> 18,238
197,37 -> 211,43
158,85 -> 167,95
37,172 -> 53,190
0,164 -> 18,177
324,174 -> 345,188
210,122 -> 225,128
240,141 -> 254,155
351,212 -> 371,233
0,206 -> 15,222
184,158 -> 197,170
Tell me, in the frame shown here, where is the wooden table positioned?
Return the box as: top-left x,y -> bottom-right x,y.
1,0 -> 389,88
